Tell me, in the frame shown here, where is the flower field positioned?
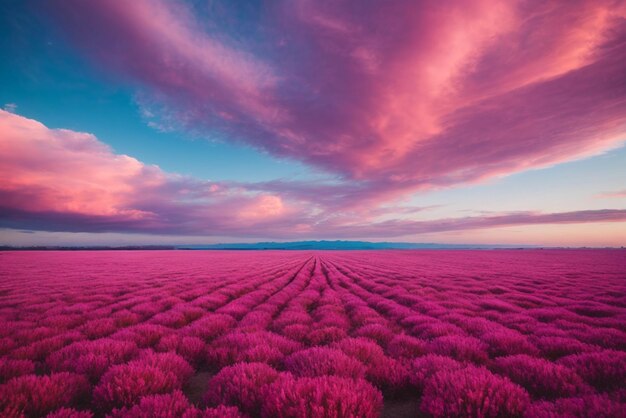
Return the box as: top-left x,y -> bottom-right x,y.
0,249 -> 625,417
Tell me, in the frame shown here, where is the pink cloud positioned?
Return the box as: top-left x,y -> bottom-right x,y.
1,110 -> 625,239
318,210 -> 626,239
45,0 -> 626,197
596,190 -> 626,198
0,110 -> 298,236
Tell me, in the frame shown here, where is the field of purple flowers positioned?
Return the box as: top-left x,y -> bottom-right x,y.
0,249 -> 624,417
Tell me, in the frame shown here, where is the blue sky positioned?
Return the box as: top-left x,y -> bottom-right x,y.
0,0 -> 625,246
0,2 -> 315,183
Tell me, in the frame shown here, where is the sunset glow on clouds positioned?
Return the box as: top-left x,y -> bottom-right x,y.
1,0 -> 625,245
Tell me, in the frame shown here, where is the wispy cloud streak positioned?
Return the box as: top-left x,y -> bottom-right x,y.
596,190 -> 626,199
45,0 -> 626,198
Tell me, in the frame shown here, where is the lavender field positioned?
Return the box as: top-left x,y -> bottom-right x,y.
0,250 -> 625,417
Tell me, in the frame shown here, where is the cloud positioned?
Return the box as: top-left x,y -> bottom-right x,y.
45,0 -> 626,199
596,190 -> 626,198
318,209 -> 626,239
0,110 -> 300,236
1,110 -> 625,239
3,103 -> 17,112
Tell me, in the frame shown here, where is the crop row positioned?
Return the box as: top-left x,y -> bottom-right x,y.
0,250 -> 624,417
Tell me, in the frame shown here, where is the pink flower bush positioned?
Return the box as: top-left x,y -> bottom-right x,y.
429,335 -> 489,363
93,363 -> 181,410
533,336 -> 599,360
279,324 -> 309,341
306,326 -> 347,346
11,331 -> 85,361
411,321 -> 465,340
0,359 -> 35,383
366,356 -> 411,392
47,339 -> 138,381
261,375 -> 383,418
480,329 -> 539,357
206,331 -> 300,368
331,337 -> 386,364
203,362 -> 281,413
156,335 -> 205,365
81,319 -> 117,339
568,326 -> 626,350
151,306 -> 206,329
190,405 -> 247,418
525,394 -> 626,418
111,324 -> 170,348
420,366 -> 530,417
408,354 -> 464,392
47,408 -> 94,418
557,350 -> 626,391
181,314 -> 236,341
353,324 -> 394,346
136,351 -> 194,386
387,334 -> 427,359
491,354 -> 588,398
112,310 -> 140,328
283,347 -> 367,379
0,372 -> 89,416
107,390 -> 192,418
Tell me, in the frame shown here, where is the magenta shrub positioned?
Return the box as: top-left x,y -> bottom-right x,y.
0,337 -> 15,356
408,354 -> 464,391
558,350 -> 626,391
387,334 -> 427,359
353,324 -> 394,346
111,324 -> 170,348
47,339 -> 138,381
261,375 -> 383,418
331,337 -> 386,364
181,314 -> 236,341
429,335 -> 489,363
411,321 -> 465,339
0,359 -> 35,383
107,390 -> 192,418
93,363 -> 180,410
112,310 -> 140,328
0,372 -> 89,416
47,408 -> 94,418
203,362 -> 280,412
492,354 -> 588,398
136,351 -> 194,386
207,341 -> 283,368
480,329 -> 539,357
525,394 -> 626,418
283,347 -> 367,379
191,405 -> 247,418
151,306 -> 205,329
568,326 -> 626,350
279,324 -> 309,341
156,335 -> 205,364
81,318 -> 118,339
306,326 -> 347,346
11,331 -> 85,361
420,366 -> 530,417
533,336 -> 599,360
206,331 -> 300,368
366,356 -> 411,392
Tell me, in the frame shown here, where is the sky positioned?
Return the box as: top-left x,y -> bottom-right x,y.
0,0 -> 625,247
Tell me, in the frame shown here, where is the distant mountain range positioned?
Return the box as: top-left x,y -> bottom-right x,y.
0,240 -> 540,251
